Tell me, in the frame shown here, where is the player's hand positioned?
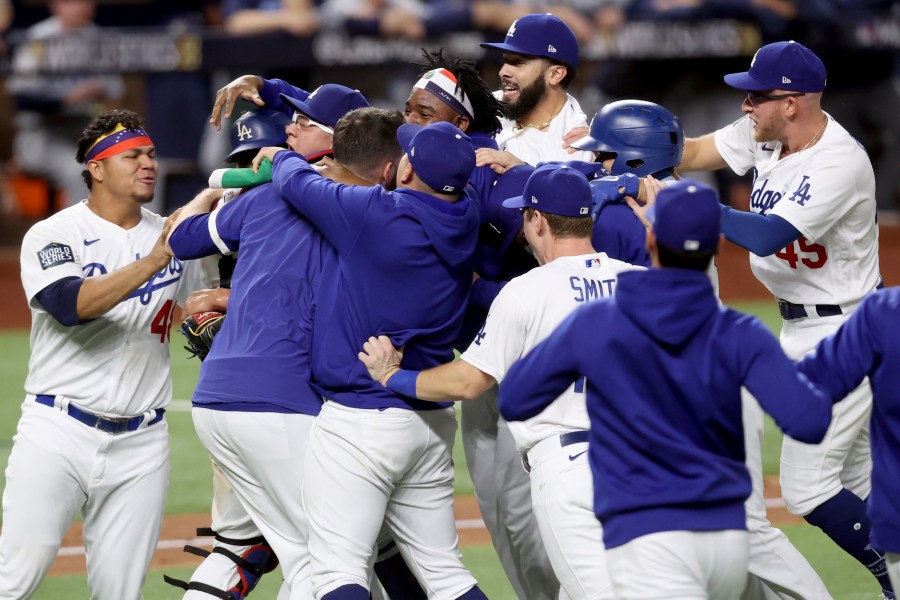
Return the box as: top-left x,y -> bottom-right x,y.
210,75 -> 265,131
184,288 -> 231,315
319,156 -> 371,186
626,175 -> 665,229
251,147 -> 287,173
358,335 -> 405,387
562,125 -> 589,153
475,148 -> 525,175
155,209 -> 181,266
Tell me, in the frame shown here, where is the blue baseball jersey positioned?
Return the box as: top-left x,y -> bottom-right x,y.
271,150 -> 479,410
498,268 -> 832,548
797,287 -> 900,553
168,183 -> 334,415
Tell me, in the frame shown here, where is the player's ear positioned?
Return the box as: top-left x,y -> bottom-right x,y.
381,161 -> 397,189
87,160 -> 103,184
397,157 -> 414,186
547,64 -> 567,87
454,115 -> 470,134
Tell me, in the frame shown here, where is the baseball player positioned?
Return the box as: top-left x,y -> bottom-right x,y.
358,164 -> 645,600
796,287 -> 900,594
677,40 -> 891,598
580,100 -> 832,599
0,109 -> 205,598
162,107 -> 291,600
498,179 -> 834,599
167,87 -> 385,600
477,13 -> 595,167
251,121 -> 485,600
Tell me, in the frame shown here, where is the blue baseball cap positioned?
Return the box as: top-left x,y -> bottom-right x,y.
647,180 -> 720,253
502,164 -> 592,217
279,84 -> 369,130
397,122 -> 475,195
480,13 -> 579,68
724,41 -> 826,93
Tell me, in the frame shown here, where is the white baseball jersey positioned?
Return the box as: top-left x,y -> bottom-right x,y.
494,92 -> 596,166
714,114 -> 879,305
20,202 -> 203,416
462,252 -> 643,452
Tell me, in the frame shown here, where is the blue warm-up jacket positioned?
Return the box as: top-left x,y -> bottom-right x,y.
798,287 -> 900,553
272,150 -> 479,411
498,268 -> 832,548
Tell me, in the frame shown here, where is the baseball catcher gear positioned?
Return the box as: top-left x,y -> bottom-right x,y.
226,108 -> 291,163
572,100 -> 684,177
163,527 -> 279,600
180,311 -> 225,361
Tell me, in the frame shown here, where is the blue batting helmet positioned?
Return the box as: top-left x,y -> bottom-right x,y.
571,100 -> 684,178
227,108 -> 291,163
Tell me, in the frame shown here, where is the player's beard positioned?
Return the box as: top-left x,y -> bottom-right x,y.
133,190 -> 155,204
752,112 -> 786,145
502,72 -> 548,122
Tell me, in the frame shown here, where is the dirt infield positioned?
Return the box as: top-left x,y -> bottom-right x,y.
2,224 -> 898,330
47,478 -> 802,576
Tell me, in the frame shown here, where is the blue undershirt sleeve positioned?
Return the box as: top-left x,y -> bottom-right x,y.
720,205 -> 801,256
35,276 -> 84,326
169,214 -> 220,260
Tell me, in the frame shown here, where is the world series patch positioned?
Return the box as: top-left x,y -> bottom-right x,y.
37,243 -> 75,270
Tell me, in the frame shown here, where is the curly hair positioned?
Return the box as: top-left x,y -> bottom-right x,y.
75,109 -> 146,190
415,48 -> 503,136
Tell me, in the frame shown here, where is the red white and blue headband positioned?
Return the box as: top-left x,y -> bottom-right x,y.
413,68 -> 475,122
85,123 -> 154,162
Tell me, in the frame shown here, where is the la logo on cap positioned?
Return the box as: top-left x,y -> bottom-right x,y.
507,21 -> 517,37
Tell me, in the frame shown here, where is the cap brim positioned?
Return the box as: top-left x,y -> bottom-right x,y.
480,41 -> 540,57
501,195 -> 529,210
722,72 -> 771,91
396,123 -> 423,154
568,133 -> 604,151
279,93 -> 325,125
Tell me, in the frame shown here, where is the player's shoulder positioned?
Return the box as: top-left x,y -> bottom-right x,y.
24,203 -> 89,239
817,115 -> 870,167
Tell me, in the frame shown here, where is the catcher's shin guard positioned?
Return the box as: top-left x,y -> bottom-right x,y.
164,528 -> 279,600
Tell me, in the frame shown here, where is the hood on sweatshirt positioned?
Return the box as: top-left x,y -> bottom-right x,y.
395,187 -> 480,272
616,268 -> 719,348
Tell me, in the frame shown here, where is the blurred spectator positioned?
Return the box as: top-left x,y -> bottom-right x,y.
222,0 -> 319,37
798,0 -> 900,212
0,0 -> 13,55
6,0 -> 123,207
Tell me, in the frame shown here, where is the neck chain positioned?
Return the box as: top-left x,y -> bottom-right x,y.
799,117 -> 827,153
512,103 -> 565,137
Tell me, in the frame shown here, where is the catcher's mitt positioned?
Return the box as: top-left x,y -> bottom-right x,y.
180,311 -> 225,360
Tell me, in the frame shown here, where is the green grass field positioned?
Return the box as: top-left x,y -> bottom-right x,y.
0,301 -> 886,598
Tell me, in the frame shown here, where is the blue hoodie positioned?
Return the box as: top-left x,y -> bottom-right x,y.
168,183 -> 333,415
272,150 -> 479,410
798,287 -> 900,553
498,268 -> 832,548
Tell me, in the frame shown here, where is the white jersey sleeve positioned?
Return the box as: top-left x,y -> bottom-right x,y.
713,116 -> 758,177
21,216 -> 85,307
460,280 -> 528,384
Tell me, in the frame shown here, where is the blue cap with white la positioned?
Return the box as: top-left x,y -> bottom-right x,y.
396,122 -> 475,195
480,13 -> 579,69
501,164 -> 592,217
647,180 -> 721,253
723,41 -> 826,93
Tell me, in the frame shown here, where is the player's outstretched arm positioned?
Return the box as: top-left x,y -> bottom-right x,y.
359,335 -> 496,401
76,212 -> 179,320
475,148 -> 525,175
679,133 -> 728,173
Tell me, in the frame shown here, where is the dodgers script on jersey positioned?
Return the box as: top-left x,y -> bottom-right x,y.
714,115 -> 879,305
20,203 -> 203,416
462,252 -> 643,452
494,93 -> 595,166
